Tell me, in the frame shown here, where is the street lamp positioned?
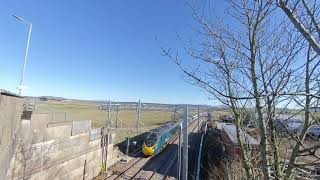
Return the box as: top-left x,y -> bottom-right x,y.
12,14 -> 32,95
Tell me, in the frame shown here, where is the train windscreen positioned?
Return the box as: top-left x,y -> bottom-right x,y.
145,133 -> 158,147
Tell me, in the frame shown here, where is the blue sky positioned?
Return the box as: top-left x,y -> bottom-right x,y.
0,0 -> 221,105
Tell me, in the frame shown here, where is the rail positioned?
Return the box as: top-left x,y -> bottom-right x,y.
108,115 -> 201,180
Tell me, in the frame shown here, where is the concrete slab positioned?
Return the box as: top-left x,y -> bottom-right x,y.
45,123 -> 72,140
30,113 -> 49,143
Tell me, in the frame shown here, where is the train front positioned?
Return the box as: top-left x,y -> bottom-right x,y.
142,132 -> 158,156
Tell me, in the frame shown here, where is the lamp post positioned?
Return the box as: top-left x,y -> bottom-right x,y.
12,14 -> 32,95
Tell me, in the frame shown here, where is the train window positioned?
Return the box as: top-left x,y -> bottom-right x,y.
145,133 -> 158,147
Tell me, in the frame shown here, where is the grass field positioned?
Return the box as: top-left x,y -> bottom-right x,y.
34,100 -> 179,144
34,100 -> 175,127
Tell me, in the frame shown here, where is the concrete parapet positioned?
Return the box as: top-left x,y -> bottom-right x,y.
6,117 -> 117,180
30,113 -> 49,143
17,120 -> 31,141
0,90 -> 24,180
45,122 -> 72,141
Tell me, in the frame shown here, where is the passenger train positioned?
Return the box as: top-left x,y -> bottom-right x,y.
142,122 -> 180,156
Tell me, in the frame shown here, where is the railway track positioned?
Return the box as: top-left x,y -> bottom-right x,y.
106,119 -> 200,180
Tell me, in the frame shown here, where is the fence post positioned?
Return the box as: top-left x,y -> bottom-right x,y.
126,137 -> 130,156
100,127 -> 106,173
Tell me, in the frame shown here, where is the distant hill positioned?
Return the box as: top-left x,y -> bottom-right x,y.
24,95 -> 221,110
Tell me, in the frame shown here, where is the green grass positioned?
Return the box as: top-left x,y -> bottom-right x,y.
34,100 -> 206,144
35,100 -> 175,127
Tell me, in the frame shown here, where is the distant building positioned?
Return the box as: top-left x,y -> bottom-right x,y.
39,96 -> 48,101
218,123 -> 259,158
38,96 -> 65,101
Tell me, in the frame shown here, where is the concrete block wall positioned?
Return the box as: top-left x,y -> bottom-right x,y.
0,91 -> 24,180
6,114 -> 116,180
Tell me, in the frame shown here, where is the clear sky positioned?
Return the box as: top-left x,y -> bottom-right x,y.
0,0 -> 221,105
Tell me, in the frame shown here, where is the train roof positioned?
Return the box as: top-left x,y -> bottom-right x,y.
149,122 -> 180,135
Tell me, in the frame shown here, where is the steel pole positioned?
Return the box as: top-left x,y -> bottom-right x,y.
18,23 -> 32,95
137,100 -> 141,132
177,122 -> 182,180
182,106 -> 188,180
197,107 -> 200,131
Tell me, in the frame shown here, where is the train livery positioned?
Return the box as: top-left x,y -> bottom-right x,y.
142,122 -> 180,156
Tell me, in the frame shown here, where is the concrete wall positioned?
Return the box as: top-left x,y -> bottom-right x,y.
0,91 -> 24,180
5,114 -> 116,180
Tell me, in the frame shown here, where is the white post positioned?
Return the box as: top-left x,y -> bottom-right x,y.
182,106 -> 188,180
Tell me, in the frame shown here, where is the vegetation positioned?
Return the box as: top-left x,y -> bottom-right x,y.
163,0 -> 320,179
33,100 -> 204,144
35,100 -> 174,128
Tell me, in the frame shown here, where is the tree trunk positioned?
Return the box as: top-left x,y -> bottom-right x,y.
285,46 -> 312,178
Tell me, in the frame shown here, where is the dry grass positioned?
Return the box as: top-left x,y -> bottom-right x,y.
34,100 -> 174,127
34,100 -> 178,144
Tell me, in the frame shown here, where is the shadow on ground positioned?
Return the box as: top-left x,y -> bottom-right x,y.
142,144 -> 179,177
201,127 -> 226,179
140,130 -> 204,179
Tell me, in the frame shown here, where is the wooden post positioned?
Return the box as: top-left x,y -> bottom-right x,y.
100,127 -> 106,172
105,132 -> 110,171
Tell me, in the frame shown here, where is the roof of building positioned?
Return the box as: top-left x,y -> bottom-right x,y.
220,123 -> 259,145
0,89 -> 22,98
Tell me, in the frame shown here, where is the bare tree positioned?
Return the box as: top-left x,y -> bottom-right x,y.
278,0 -> 320,55
161,0 -> 318,179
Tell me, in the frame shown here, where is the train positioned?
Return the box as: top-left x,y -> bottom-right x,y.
142,122 -> 180,156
